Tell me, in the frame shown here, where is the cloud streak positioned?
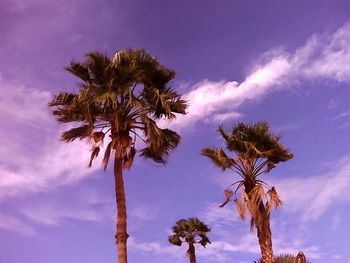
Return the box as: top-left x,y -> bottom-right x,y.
0,78 -> 98,199
168,23 -> 350,129
273,156 -> 350,222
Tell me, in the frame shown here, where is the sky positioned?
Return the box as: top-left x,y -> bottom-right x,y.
0,1 -> 350,262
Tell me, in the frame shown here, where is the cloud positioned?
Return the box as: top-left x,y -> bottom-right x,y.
128,237 -> 183,261
0,79 -> 99,199
273,156 -> 350,222
0,213 -> 35,236
167,23 -> 350,129
19,192 -> 113,226
130,205 -> 160,221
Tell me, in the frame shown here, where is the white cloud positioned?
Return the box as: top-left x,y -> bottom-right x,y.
130,205 -> 160,221
128,237 -> 182,260
0,76 -> 51,124
0,213 -> 35,236
167,23 -> 350,129
0,79 -> 99,199
15,186 -> 114,228
273,156 -> 350,222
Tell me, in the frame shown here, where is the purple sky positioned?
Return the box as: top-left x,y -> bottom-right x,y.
1,1 -> 350,262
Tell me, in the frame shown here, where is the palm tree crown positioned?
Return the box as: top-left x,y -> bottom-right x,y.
169,218 -> 211,248
49,49 -> 187,167
169,218 -> 211,263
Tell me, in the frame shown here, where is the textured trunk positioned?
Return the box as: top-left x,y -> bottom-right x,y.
114,157 -> 128,263
256,212 -> 274,263
188,243 -> 196,263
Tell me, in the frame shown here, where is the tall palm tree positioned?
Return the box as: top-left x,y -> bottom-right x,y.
49,49 -> 187,263
168,218 -> 211,263
202,122 -> 293,263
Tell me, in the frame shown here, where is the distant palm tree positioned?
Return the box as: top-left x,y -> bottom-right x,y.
49,49 -> 187,263
168,218 -> 211,263
202,122 -> 293,263
254,252 -> 310,263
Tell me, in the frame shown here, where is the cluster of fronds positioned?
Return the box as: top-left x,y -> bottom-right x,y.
49,49 -> 187,170
254,253 -> 311,263
168,218 -> 211,248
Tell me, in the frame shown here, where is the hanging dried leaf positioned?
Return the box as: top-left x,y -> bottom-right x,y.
88,146 -> 100,167
249,185 -> 265,208
219,189 -> 233,207
224,189 -> 233,199
123,147 -> 136,169
266,186 -> 282,209
102,141 -> 113,171
234,199 -> 247,219
91,131 -> 105,143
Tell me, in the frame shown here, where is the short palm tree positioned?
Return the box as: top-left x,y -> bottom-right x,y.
49,49 -> 187,263
254,252 -> 310,263
168,218 -> 211,263
202,122 -> 293,263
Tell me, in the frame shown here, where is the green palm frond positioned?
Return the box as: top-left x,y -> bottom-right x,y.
48,92 -> 77,107
61,125 -> 91,142
201,148 -> 235,170
222,122 -> 293,164
65,62 -> 91,83
140,116 -> 180,163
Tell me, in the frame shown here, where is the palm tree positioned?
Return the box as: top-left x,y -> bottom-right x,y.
49,49 -> 187,263
168,218 -> 211,263
202,122 -> 293,263
254,252 -> 310,263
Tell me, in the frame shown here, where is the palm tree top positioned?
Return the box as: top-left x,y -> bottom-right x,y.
49,49 -> 187,166
168,218 -> 211,247
220,122 -> 293,162
202,122 -> 293,172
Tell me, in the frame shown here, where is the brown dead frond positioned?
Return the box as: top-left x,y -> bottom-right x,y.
88,146 -> 100,167
123,147 -> 136,169
234,198 -> 247,219
267,186 -> 282,209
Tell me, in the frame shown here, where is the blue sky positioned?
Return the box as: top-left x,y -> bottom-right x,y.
1,1 -> 350,262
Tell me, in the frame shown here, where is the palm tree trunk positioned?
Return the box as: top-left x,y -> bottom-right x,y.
114,157 -> 128,263
188,243 -> 197,263
256,212 -> 274,263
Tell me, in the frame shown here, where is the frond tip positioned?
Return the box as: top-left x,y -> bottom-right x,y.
201,148 -> 235,170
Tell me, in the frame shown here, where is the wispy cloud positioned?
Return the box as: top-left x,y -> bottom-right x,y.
168,23 -> 350,129
0,79 -> 98,199
273,156 -> 350,222
20,193 -> 113,226
0,213 -> 35,236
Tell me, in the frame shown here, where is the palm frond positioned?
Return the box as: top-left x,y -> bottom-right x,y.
201,148 -> 235,170
48,92 -> 76,107
123,147 -> 136,169
65,62 -> 91,82
140,116 -> 180,163
88,146 -> 100,167
102,141 -> 113,170
266,186 -> 282,209
61,125 -> 91,142
234,198 -> 248,220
